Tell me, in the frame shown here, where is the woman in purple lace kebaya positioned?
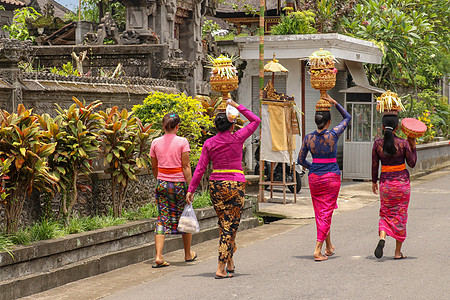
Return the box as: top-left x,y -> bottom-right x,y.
186,99 -> 260,279
372,114 -> 417,259
297,94 -> 351,261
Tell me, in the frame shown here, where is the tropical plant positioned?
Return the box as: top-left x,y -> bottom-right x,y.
271,9 -> 317,35
50,62 -> 80,77
0,105 -> 58,233
401,90 -> 450,142
202,18 -> 221,38
64,0 -> 126,31
98,107 -> 159,217
297,0 -> 358,33
341,0 -> 444,91
133,92 -> 212,165
39,98 -> 103,224
2,7 -> 41,41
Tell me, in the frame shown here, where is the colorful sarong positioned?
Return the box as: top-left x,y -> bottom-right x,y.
308,172 -> 341,242
379,180 -> 411,242
155,180 -> 188,235
209,180 -> 245,263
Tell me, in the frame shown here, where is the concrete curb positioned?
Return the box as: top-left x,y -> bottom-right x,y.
0,198 -> 259,300
0,218 -> 258,300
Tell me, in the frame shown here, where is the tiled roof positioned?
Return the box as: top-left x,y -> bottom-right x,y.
0,0 -> 26,7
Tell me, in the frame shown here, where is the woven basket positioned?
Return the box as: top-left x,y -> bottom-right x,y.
315,99 -> 332,111
310,72 -> 336,91
210,75 -> 239,93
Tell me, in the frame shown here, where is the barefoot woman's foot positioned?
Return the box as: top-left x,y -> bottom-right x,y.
314,253 -> 328,261
325,245 -> 335,256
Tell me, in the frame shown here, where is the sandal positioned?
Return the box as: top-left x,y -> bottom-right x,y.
215,271 -> 233,279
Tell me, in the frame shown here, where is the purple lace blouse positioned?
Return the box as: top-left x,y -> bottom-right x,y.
371,135 -> 417,184
297,103 -> 351,176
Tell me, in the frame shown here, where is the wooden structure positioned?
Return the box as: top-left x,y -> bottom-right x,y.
259,99 -> 298,204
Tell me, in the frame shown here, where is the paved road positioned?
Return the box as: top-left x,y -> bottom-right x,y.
102,168 -> 449,300
25,168 -> 450,299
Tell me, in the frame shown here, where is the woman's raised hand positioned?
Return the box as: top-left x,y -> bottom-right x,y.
226,99 -> 239,108
186,192 -> 194,205
324,94 -> 337,106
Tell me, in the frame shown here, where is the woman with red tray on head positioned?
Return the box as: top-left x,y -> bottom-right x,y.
372,91 -> 425,260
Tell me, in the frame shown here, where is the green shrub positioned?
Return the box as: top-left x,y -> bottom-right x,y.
133,92 -> 212,165
401,90 -> 450,142
271,10 -> 317,35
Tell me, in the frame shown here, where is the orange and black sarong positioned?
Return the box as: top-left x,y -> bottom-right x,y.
209,180 -> 245,263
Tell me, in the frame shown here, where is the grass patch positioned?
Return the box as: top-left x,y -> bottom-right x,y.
0,194 -> 214,253
192,190 -> 212,209
30,219 -> 64,242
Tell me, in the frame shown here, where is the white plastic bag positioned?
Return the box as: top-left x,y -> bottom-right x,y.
226,104 -> 239,123
177,204 -> 200,233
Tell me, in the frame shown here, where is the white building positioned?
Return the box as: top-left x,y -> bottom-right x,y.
232,33 -> 384,180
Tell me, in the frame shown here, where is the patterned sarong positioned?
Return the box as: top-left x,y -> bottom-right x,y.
209,180 -> 245,263
379,180 -> 411,242
308,172 -> 341,242
155,180 -> 188,235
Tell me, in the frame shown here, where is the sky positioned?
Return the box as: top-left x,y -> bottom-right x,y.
56,0 -> 79,12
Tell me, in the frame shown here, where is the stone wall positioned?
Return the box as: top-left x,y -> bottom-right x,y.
408,140 -> 450,177
0,71 -> 183,228
31,44 -> 169,79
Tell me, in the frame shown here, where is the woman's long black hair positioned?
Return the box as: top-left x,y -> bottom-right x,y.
382,114 -> 399,156
315,111 -> 331,130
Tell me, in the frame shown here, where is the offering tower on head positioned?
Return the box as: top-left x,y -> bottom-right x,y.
308,49 -> 338,112
208,54 -> 239,111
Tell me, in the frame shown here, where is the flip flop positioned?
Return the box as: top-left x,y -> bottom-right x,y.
152,261 -> 170,268
215,271 -> 233,279
226,266 -> 235,273
394,253 -> 406,260
185,252 -> 197,262
374,239 -> 385,259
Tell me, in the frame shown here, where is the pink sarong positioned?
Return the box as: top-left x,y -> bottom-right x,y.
308,172 -> 341,242
379,180 -> 411,242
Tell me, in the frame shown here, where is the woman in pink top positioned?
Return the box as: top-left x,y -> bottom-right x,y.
150,113 -> 197,268
186,99 -> 261,279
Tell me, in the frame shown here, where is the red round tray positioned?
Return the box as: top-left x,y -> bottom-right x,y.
401,118 -> 427,138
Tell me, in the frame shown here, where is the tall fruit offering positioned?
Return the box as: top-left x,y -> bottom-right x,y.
208,54 -> 238,110
308,49 -> 338,111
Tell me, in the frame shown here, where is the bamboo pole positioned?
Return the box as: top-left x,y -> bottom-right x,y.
258,0 -> 265,203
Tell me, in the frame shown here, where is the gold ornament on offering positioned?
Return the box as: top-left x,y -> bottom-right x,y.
376,90 -> 405,114
308,49 -> 338,111
208,54 -> 239,110
315,99 -> 332,111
